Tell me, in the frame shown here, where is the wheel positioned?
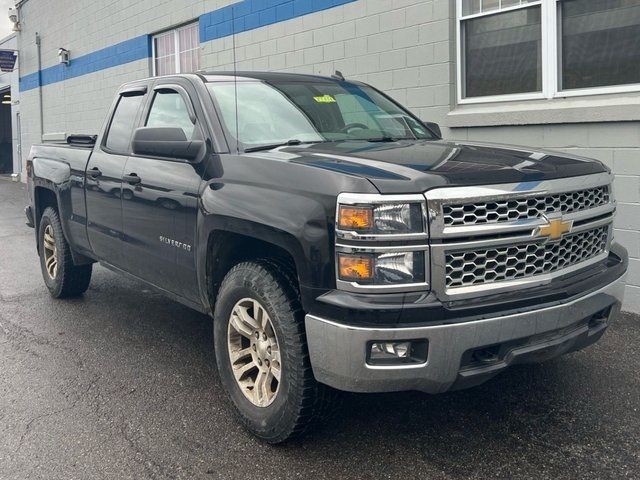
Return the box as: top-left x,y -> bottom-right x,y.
38,207 -> 92,298
213,260 -> 338,443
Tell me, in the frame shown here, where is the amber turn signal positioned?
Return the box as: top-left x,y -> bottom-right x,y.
338,254 -> 374,281
338,206 -> 373,230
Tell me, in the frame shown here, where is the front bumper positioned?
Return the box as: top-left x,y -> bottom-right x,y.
306,274 -> 626,394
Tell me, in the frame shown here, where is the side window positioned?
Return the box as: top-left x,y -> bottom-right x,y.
105,93 -> 144,154
146,90 -> 195,139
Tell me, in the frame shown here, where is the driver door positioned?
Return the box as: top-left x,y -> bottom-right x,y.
120,80 -> 203,301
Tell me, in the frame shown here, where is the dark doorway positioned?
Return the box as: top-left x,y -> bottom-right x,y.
0,88 -> 12,174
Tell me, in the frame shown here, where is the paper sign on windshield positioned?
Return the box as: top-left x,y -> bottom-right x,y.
314,95 -> 336,103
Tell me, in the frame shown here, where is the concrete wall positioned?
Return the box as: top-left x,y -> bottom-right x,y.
15,0 -> 640,311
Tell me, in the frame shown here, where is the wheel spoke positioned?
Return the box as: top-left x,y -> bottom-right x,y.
254,369 -> 269,405
46,254 -> 56,277
270,363 -> 281,382
271,346 -> 281,365
44,233 -> 55,251
232,360 -> 256,381
229,313 -> 254,339
230,347 -> 252,364
253,300 -> 267,330
236,305 -> 260,330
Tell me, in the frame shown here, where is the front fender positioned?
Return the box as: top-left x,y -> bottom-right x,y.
196,180 -> 335,309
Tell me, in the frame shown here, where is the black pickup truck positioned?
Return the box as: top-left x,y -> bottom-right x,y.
26,72 -> 627,443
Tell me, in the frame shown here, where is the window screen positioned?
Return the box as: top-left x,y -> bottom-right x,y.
105,94 -> 144,153
463,5 -> 542,98
561,0 -> 640,90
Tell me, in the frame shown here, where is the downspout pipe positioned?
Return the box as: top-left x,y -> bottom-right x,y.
36,32 -> 43,140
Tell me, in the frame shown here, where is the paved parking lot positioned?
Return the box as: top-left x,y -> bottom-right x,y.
1,179 -> 639,480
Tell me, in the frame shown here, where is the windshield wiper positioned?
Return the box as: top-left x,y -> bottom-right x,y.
244,139 -> 323,153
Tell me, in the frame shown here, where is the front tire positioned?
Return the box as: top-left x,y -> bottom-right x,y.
213,260 -> 337,443
38,207 -> 92,298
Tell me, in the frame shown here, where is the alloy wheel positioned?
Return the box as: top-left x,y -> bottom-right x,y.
43,224 -> 58,279
227,298 -> 282,407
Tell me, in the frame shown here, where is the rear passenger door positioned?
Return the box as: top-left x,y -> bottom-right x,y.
85,85 -> 147,267
120,80 -> 203,301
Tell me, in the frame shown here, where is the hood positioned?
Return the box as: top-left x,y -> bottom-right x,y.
265,139 -> 608,194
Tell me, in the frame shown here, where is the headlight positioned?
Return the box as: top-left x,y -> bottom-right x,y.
338,251 -> 426,285
336,194 -> 426,238
338,203 -> 424,234
335,193 -> 429,293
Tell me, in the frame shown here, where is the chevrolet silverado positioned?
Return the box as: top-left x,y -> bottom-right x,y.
26,72 -> 628,443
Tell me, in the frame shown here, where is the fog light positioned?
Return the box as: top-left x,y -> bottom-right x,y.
368,340 -> 428,366
371,342 -> 410,358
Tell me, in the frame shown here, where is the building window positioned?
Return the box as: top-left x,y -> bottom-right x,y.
457,0 -> 640,103
153,23 -> 200,76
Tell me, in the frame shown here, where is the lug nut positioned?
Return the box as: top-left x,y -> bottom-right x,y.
265,360 -> 270,367
252,344 -> 257,351
262,333 -> 267,341
257,359 -> 263,366
267,346 -> 271,355
255,332 -> 260,339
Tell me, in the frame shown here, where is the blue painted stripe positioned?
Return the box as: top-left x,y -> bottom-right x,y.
199,0 -> 357,43
19,0 -> 356,92
20,36 -> 151,92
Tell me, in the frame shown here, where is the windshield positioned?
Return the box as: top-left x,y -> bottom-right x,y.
206,80 -> 435,150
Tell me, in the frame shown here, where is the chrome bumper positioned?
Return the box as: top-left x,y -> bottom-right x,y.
305,275 -> 626,394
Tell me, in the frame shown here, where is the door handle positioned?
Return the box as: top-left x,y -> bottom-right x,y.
122,173 -> 142,185
87,167 -> 102,179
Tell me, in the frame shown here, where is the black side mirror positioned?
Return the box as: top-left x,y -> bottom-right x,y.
132,127 -> 203,162
423,121 -> 442,139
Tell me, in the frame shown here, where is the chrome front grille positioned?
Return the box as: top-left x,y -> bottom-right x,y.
443,185 -> 610,227
425,173 -> 616,300
445,226 -> 609,288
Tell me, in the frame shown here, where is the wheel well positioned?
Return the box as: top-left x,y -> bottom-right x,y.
206,231 -> 299,310
34,187 -> 57,231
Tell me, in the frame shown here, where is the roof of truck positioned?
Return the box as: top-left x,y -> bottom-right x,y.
200,71 -> 363,84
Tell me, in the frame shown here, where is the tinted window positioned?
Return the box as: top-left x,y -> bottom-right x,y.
206,81 -> 434,149
561,0 -> 640,90
463,6 -> 542,97
146,90 -> 195,139
105,94 -> 144,153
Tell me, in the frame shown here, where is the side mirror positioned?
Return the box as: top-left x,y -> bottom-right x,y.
132,127 -> 203,162
423,121 -> 442,139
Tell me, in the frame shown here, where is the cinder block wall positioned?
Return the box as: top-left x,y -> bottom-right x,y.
16,0 -> 640,311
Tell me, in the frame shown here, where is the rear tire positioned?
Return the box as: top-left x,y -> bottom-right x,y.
38,207 -> 92,298
213,260 -> 338,443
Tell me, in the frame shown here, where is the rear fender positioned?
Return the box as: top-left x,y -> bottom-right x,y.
31,158 -> 94,265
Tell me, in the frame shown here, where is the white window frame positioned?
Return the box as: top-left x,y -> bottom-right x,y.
456,0 -> 640,105
151,22 -> 200,76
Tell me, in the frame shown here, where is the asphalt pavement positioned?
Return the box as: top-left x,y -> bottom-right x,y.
1,179 -> 639,480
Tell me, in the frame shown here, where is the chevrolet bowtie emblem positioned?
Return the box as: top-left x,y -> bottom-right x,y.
539,216 -> 573,241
